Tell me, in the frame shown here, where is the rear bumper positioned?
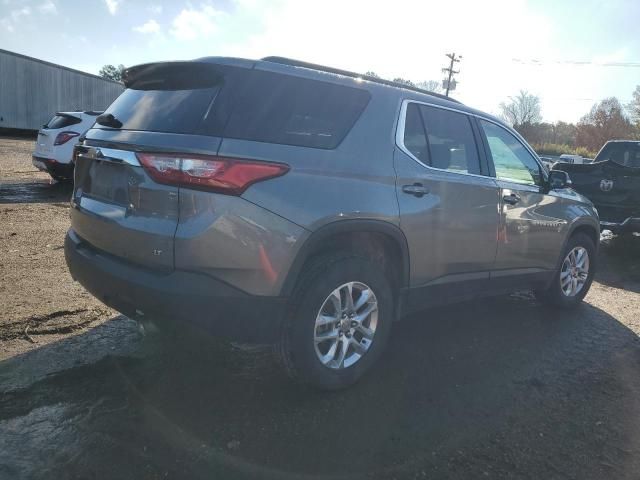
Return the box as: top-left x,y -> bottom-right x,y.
65,229 -> 287,343
32,155 -> 74,179
600,217 -> 640,234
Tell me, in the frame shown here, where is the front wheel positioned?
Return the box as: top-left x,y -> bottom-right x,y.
535,233 -> 596,308
279,254 -> 395,390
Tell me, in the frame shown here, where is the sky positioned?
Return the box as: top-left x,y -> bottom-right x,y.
1,0 -> 639,123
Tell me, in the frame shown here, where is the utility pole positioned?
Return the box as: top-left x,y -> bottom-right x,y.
442,53 -> 461,97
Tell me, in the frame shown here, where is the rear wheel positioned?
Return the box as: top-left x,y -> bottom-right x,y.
535,233 -> 596,308
280,254 -> 394,390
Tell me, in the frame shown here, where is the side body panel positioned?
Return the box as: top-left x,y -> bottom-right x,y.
237,80 -> 401,232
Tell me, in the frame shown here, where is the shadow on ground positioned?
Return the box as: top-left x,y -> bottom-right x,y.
1,293 -> 640,479
0,180 -> 72,204
596,234 -> 640,293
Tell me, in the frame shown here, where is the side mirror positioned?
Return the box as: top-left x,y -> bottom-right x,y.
549,170 -> 572,190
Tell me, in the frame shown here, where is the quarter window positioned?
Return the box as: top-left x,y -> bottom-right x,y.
403,103 -> 429,164
480,120 -> 542,185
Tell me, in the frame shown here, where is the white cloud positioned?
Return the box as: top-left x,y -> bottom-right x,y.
170,5 -> 222,40
38,0 -> 57,14
1,6 -> 31,32
134,19 -> 160,34
104,0 -> 120,15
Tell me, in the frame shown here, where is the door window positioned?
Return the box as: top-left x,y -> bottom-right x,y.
480,120 -> 542,185
419,105 -> 481,175
400,102 -> 481,175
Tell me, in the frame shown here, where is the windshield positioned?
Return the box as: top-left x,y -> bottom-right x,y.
596,142 -> 640,168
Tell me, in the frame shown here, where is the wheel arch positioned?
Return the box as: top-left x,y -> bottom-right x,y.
281,220 -> 410,297
568,220 -> 600,249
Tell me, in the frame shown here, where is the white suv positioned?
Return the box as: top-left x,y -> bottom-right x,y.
33,111 -> 100,181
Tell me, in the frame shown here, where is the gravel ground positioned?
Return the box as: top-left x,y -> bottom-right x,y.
1,137 -> 640,479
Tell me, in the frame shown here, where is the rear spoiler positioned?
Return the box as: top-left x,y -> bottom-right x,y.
122,61 -> 222,90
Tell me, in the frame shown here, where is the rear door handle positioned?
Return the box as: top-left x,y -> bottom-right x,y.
402,183 -> 429,197
503,193 -> 521,205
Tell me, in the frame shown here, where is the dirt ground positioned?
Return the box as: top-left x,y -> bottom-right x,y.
1,137 -> 640,479
0,137 -> 113,360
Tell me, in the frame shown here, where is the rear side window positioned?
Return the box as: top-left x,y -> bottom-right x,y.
596,142 -> 640,168
220,70 -> 371,149
401,102 -> 480,175
45,114 -> 81,129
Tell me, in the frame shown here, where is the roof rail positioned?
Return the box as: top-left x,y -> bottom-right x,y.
261,56 -> 461,104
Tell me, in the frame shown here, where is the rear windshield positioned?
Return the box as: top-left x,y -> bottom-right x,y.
100,63 -> 370,148
102,62 -> 222,135
103,88 -> 219,134
596,142 -> 640,168
45,114 -> 81,129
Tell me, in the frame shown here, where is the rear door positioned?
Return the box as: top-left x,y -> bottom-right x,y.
70,62 -> 228,271
395,101 -> 500,306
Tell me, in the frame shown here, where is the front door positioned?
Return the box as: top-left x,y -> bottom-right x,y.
395,101 -> 500,309
477,119 -> 565,286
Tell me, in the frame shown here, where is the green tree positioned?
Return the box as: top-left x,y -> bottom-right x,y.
99,64 -> 125,82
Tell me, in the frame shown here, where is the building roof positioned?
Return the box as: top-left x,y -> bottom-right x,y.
0,48 -> 122,85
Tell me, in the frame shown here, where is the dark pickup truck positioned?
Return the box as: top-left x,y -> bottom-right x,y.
554,140 -> 640,234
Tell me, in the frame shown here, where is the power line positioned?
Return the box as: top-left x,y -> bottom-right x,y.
512,58 -> 640,67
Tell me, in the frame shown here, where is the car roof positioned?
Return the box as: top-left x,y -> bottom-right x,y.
126,56 -> 510,129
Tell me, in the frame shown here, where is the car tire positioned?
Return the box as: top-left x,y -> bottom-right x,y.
279,253 -> 395,390
535,233 -> 596,308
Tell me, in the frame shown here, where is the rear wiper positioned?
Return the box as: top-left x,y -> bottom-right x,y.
96,113 -> 123,129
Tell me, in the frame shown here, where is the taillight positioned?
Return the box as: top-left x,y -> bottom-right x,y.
54,131 -> 80,146
136,153 -> 289,195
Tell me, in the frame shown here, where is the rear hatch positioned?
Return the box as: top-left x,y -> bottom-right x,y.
35,113 -> 81,158
70,62 -> 232,271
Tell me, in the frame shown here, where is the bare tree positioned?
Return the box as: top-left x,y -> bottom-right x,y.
392,77 -> 415,87
364,71 -> 380,78
628,85 -> 640,125
499,90 -> 542,128
416,80 -> 444,94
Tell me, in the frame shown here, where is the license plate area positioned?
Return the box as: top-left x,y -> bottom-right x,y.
86,160 -> 130,206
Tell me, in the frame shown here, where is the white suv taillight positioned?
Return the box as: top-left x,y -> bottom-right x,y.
136,153 -> 289,195
54,131 -> 80,145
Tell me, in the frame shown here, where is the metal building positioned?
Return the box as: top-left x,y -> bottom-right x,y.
0,48 -> 124,131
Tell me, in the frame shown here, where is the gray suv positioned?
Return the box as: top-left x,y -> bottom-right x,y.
65,57 -> 600,389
